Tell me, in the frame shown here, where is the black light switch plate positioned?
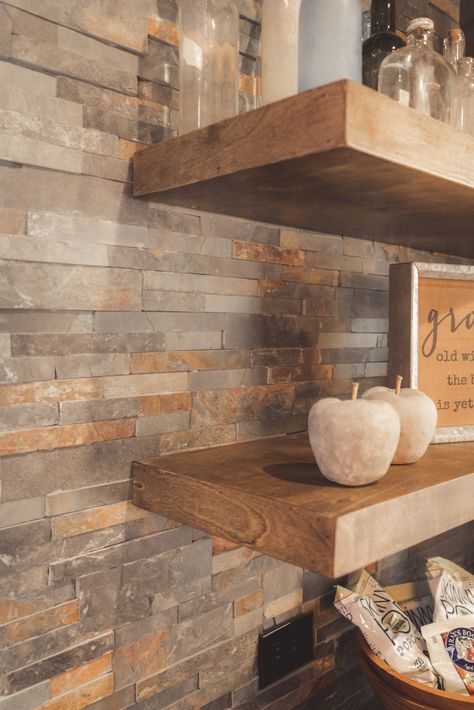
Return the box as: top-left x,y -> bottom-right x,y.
258,611 -> 314,689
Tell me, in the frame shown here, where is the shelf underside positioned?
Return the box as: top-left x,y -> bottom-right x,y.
132,435 -> 474,578
134,80 -> 474,258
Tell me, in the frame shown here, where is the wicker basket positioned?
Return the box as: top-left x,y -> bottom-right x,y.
359,636 -> 474,709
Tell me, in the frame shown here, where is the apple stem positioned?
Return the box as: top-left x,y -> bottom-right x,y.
395,375 -> 403,395
351,382 -> 359,401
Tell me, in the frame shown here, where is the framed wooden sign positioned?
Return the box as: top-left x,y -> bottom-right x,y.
389,262 -> 474,443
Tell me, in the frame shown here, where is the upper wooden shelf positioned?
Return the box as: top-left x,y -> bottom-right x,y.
132,435 -> 474,579
133,80 -> 474,258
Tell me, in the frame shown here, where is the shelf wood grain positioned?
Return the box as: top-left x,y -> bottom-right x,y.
133,80 -> 474,258
132,435 -> 474,578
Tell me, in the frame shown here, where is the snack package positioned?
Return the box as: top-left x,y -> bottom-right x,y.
426,557 -> 474,621
387,582 -> 434,634
334,569 -> 437,687
422,614 -> 474,696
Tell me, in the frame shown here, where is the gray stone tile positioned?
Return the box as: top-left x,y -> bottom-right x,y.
0,497 -> 44,528
12,333 -> 165,356
139,38 -> 178,87
11,34 -> 137,94
28,213 -> 147,248
0,357 -> 55,384
59,398 -> 138,425
0,60 -> 56,95
0,311 -> 93,334
143,271 -> 258,297
55,353 -> 130,379
0,680 -> 50,709
46,480 -> 131,516
0,437 -> 161,501
0,261 -> 141,311
0,165 -> 147,226
0,402 -> 58,433
135,411 -> 190,437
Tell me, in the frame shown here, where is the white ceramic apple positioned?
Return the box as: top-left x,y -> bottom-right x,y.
308,383 -> 401,486
362,376 -> 437,465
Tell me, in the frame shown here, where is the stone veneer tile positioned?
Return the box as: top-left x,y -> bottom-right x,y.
49,653 -> 113,697
0,418 -> 135,456
0,262 -> 142,311
0,600 -> 79,649
232,241 -> 305,266
51,500 -> 149,540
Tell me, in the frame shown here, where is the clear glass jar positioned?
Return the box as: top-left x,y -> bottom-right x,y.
178,0 -> 239,134
378,17 -> 454,125
443,28 -> 465,72
298,0 -> 362,92
261,0 -> 301,105
453,57 -> 474,136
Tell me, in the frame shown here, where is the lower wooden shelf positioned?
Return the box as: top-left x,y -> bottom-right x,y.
132,435 -> 474,578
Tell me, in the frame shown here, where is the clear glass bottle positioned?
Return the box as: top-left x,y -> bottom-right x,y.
453,57 -> 474,136
261,0 -> 301,105
443,28 -> 465,72
178,0 -> 239,134
363,0 -> 406,90
378,17 -> 454,124
298,0 -> 362,92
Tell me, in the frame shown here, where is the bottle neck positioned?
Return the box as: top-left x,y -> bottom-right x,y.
407,29 -> 435,50
371,0 -> 396,33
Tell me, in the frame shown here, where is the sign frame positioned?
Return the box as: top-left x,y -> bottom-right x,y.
389,262 -> 474,444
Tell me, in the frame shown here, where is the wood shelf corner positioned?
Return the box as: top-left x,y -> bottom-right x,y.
132,435 -> 474,579
133,80 -> 474,258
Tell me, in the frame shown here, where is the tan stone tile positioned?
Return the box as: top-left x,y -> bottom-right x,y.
118,139 -> 147,160
232,241 -> 304,266
0,418 -> 134,456
137,392 -> 192,416
50,653 -> 112,697
0,378 -> 104,406
51,501 -> 150,541
264,589 -> 303,620
234,591 -> 264,618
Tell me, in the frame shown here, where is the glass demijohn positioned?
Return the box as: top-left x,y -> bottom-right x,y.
178,0 -> 239,134
363,0 -> 406,90
261,0 -> 301,105
298,0 -> 362,92
378,17 -> 454,124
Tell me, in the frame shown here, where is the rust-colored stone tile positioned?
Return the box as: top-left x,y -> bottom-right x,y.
0,418 -> 135,456
159,424 -> 236,454
114,628 -> 171,688
212,536 -> 240,554
234,591 -> 264,618
0,208 -> 26,234
131,350 -> 248,375
147,15 -> 178,45
51,500 -> 151,540
50,653 -> 112,697
233,241 -> 304,266
281,266 -> 340,286
264,589 -> 303,620
1,600 -> 79,649
39,674 -> 114,710
118,139 -> 148,160
267,364 -> 333,385
137,392 -> 192,416
0,378 -> 104,406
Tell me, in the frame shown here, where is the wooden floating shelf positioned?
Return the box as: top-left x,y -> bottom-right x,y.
132,435 -> 474,579
133,80 -> 474,258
